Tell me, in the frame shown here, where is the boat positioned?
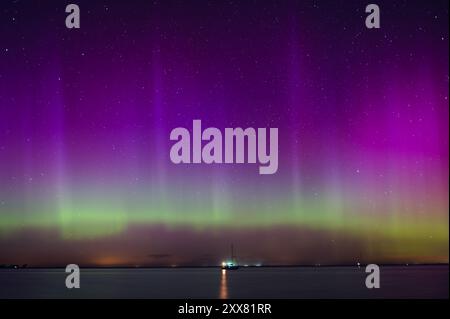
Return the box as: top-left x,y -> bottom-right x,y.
221,244 -> 239,270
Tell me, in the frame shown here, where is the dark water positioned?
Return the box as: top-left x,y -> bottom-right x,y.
0,266 -> 447,299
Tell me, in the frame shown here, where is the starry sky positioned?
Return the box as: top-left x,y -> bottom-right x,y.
0,0 -> 448,267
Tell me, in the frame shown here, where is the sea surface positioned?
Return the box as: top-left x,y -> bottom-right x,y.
0,265 -> 447,299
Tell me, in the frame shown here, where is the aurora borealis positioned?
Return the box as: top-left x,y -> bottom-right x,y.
0,0 -> 448,267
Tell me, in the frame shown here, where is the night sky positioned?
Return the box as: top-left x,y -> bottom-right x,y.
0,0 -> 448,266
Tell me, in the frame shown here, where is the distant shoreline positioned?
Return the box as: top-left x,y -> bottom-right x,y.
1,263 -> 448,269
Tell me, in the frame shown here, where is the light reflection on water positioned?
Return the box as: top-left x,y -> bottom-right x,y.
219,269 -> 228,299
